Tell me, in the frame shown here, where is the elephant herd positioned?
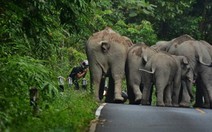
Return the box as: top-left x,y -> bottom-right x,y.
85,27 -> 212,109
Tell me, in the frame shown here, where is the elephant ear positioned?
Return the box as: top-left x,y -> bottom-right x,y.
194,41 -> 212,67
182,57 -> 189,65
100,41 -> 110,53
181,57 -> 190,69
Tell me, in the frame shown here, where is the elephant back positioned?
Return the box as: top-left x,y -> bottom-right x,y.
87,27 -> 133,50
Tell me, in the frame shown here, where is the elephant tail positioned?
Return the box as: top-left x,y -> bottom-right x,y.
139,68 -> 155,74
100,41 -> 110,53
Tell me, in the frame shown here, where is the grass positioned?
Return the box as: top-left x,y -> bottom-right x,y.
8,88 -> 99,132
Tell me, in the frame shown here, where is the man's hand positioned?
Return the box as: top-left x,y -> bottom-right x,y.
83,68 -> 88,72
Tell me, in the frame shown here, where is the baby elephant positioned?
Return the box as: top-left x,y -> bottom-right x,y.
172,55 -> 194,107
140,52 -> 193,107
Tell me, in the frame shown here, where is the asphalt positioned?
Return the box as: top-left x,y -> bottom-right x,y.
94,103 -> 212,132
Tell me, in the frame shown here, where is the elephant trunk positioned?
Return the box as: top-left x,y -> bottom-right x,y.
186,79 -> 194,101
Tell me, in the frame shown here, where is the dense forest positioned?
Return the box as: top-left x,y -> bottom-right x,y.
0,0 -> 211,131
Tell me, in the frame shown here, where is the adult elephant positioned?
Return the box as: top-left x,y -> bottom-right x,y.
151,34 -> 194,52
166,39 -> 212,108
126,43 -> 156,104
86,27 -> 133,103
194,40 -> 212,108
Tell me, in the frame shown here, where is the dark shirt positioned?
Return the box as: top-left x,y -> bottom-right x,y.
69,66 -> 86,80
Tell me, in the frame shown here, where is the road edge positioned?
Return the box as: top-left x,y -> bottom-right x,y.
89,103 -> 107,132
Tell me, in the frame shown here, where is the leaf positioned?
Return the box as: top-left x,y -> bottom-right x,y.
129,12 -> 137,17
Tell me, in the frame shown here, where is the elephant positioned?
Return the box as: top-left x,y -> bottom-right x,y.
193,40 -> 212,108
151,34 -> 194,52
172,55 -> 195,107
85,27 -> 133,103
153,35 -> 212,108
126,43 -> 156,104
139,52 -> 183,107
168,40 -> 212,108
151,36 -> 194,107
196,40 -> 212,103
127,42 -> 194,107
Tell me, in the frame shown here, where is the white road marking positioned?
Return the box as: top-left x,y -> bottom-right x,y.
95,103 -> 107,118
89,103 -> 107,132
195,108 -> 205,114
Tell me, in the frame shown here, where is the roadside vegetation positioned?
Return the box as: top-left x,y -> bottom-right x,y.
0,0 -> 211,131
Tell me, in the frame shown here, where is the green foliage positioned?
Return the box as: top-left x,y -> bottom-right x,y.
168,16 -> 202,39
93,0 -> 157,44
68,47 -> 87,67
114,20 -> 157,45
114,0 -> 156,23
0,0 -> 97,131
0,0 -> 63,60
149,0 -> 195,21
11,90 -> 98,132
0,55 -> 57,130
147,0 -> 211,42
0,0 -> 211,131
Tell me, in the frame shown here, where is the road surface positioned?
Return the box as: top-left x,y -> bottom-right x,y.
93,103 -> 212,132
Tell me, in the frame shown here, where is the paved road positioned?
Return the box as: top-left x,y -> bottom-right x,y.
95,103 -> 212,132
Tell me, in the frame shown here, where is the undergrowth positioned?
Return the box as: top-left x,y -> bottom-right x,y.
9,89 -> 98,132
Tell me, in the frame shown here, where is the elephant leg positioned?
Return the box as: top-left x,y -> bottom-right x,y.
149,83 -> 154,105
141,73 -> 152,105
142,83 -> 154,105
113,78 -> 124,102
127,84 -> 136,104
198,69 -> 212,109
110,63 -> 125,102
132,83 -> 142,103
194,76 -> 210,108
141,86 -> 149,105
179,81 -> 191,107
202,87 -> 210,108
172,72 -> 181,107
90,66 -> 103,102
105,75 -> 115,103
155,80 -> 166,107
141,82 -> 152,105
127,82 -> 143,105
126,71 -> 135,104
111,71 -> 124,102
201,78 -> 212,109
99,77 -> 106,100
194,77 -> 204,107
164,84 -> 172,107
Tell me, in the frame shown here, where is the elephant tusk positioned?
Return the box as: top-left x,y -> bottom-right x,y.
139,68 -> 155,74
103,90 -> 107,96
